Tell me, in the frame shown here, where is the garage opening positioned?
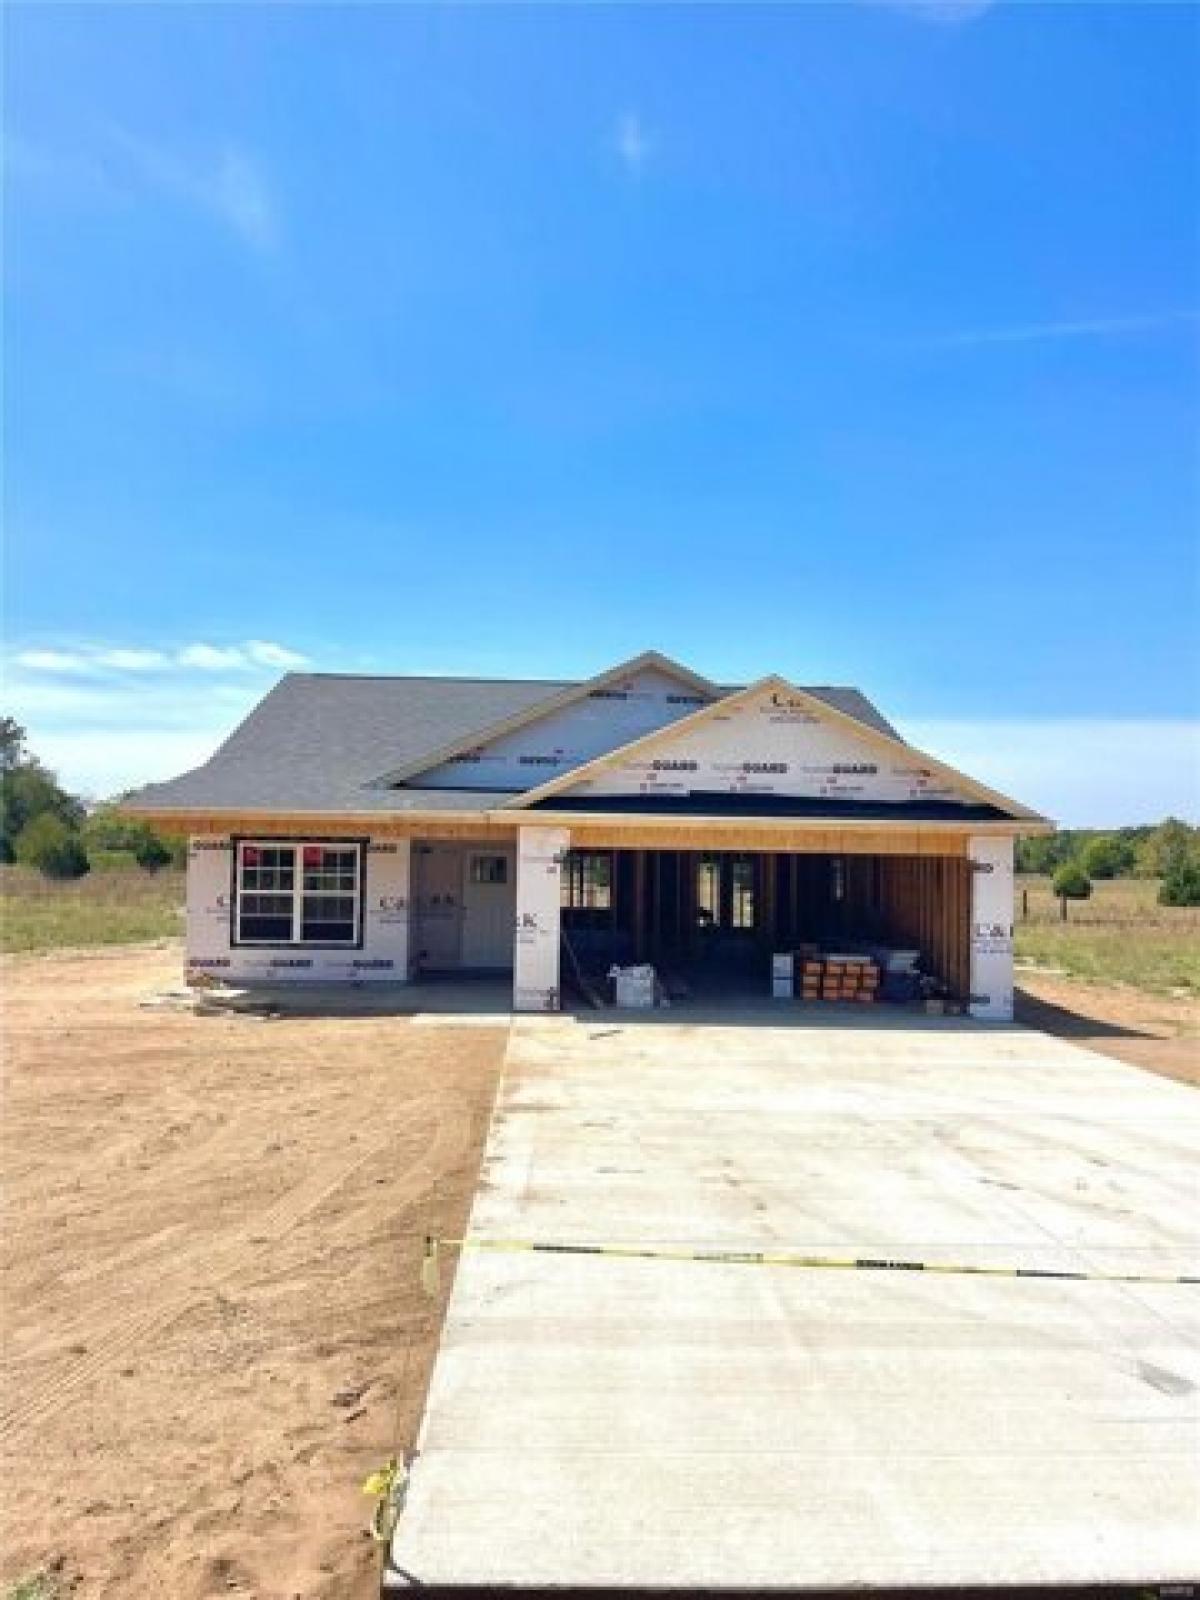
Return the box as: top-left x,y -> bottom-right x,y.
559,848 -> 971,1007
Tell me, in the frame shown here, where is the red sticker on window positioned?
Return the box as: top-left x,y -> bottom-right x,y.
243,846 -> 260,865
303,846 -> 324,867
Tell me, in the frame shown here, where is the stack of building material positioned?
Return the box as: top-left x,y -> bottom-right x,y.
798,957 -> 823,1000
798,955 -> 880,1004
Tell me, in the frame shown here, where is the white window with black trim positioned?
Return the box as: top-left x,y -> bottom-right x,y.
235,841 -> 364,946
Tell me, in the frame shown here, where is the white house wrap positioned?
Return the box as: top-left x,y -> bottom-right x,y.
125,651 -> 1050,1020
185,835 -> 410,984
513,826 -> 570,1012
968,835 -> 1016,1022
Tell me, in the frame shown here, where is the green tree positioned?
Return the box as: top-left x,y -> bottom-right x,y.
1080,834 -> 1134,879
1052,862 -> 1091,920
15,814 -> 90,879
1159,859 -> 1200,907
82,805 -> 148,854
0,719 -> 84,856
133,833 -> 173,872
84,805 -> 185,870
1135,818 -> 1199,878
1017,834 -> 1074,875
1053,862 -> 1092,899
1,716 -> 28,771
1,762 -> 84,845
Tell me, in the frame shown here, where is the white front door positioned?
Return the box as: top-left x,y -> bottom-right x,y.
462,849 -> 517,969
413,844 -> 463,969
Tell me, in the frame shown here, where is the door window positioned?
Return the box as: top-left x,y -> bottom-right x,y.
469,854 -> 509,885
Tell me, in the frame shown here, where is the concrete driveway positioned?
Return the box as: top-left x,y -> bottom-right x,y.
388,1014 -> 1200,1590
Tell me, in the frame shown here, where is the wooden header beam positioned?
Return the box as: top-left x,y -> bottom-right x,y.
128,807 -> 1046,854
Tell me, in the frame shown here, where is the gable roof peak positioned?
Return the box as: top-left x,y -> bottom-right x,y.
507,669 -> 1046,823
367,649 -> 719,789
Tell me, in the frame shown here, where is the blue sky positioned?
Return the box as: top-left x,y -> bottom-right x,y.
3,1 -> 1197,823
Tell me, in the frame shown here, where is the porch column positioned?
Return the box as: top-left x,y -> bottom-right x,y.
184,834 -> 233,982
513,825 -> 570,1012
363,837 -> 411,980
968,836 -> 1014,1021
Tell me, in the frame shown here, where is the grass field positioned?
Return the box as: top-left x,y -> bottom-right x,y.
0,864 -> 185,953
1015,874 -> 1200,993
2,861 -> 1196,992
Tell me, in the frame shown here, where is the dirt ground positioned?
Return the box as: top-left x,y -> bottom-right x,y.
1016,971 -> 1199,1086
2,945 -> 1195,1600
0,944 -> 507,1600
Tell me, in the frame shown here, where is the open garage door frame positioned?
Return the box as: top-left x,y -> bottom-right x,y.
559,845 -> 972,1003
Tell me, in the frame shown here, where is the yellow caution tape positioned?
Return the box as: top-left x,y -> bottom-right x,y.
361,1459 -> 399,1499
422,1234 -> 1198,1295
362,1456 -> 406,1543
420,1238 -> 442,1298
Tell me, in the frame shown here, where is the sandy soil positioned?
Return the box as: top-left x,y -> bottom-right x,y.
1016,972 -> 1199,1086
2,945 -> 1193,1599
0,944 -> 507,1600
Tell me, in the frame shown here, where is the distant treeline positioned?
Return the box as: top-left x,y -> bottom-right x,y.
1,716 -> 181,878
1016,819 -> 1199,880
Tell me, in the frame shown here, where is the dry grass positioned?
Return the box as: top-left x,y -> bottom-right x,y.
0,865 -> 185,953
3,863 -> 1195,995
1015,874 -> 1200,994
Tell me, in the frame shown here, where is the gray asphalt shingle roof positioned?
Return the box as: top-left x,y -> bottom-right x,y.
126,672 -> 904,816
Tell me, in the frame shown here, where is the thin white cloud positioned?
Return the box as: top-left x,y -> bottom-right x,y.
174,640 -> 310,672
3,134 -> 124,205
176,643 -> 252,671
6,640 -> 309,679
204,147 -> 278,252
4,644 -> 309,798
99,124 -> 280,251
9,124 -> 280,251
94,647 -> 170,672
244,639 -> 308,669
919,311 -> 1199,349
11,649 -> 96,676
614,112 -> 652,176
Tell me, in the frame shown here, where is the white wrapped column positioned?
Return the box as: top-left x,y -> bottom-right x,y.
513,825 -> 569,1012
968,836 -> 1015,1021
185,835 -> 234,981
362,837 -> 411,980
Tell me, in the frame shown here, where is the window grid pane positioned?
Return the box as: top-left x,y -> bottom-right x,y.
241,893 -> 293,916
240,915 -> 294,941
238,842 -> 360,946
